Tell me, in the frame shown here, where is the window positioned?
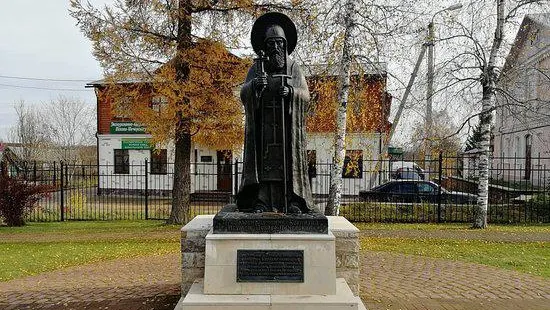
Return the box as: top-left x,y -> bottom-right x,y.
150,149 -> 167,175
504,138 -> 510,157
398,183 -> 416,194
342,150 -> 363,179
307,150 -> 317,178
382,183 -> 399,192
515,136 -> 521,157
525,70 -> 536,101
114,149 -> 129,174
417,182 -> 436,194
201,156 -> 213,162
151,95 -> 168,113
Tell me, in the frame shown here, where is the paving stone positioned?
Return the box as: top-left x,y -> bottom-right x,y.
1,231 -> 549,310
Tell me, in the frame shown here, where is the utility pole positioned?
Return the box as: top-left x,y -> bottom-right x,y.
424,4 -> 462,169
387,44 -> 427,144
425,21 -> 435,166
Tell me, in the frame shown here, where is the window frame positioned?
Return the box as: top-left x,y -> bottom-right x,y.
342,150 -> 363,179
151,95 -> 168,114
114,149 -> 129,174
150,149 -> 168,175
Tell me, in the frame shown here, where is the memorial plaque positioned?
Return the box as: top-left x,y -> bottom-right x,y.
237,250 -> 304,282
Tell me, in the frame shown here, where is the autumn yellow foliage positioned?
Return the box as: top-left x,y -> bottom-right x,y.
307,75 -> 390,134
101,40 -> 250,151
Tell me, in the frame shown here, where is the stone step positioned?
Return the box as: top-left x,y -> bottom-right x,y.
176,278 -> 365,310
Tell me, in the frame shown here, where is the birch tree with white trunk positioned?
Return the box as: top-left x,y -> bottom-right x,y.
325,0 -> 357,216
426,0 -> 549,228
292,0 -> 422,216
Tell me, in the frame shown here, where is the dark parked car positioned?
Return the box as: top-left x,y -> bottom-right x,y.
359,180 -> 477,204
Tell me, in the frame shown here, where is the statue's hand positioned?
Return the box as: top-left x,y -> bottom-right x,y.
279,86 -> 290,98
254,76 -> 267,92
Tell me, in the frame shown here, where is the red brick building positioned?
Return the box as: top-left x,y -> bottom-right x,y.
87,63 -> 392,195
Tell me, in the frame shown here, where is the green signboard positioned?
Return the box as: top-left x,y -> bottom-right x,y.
121,139 -> 151,150
110,122 -> 146,134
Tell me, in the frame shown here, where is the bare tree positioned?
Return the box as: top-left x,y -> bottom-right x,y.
9,100 -> 51,162
427,0 -> 550,228
407,109 -> 462,156
42,95 -> 95,162
293,0 -> 423,216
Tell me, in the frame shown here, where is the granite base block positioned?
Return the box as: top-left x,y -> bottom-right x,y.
180,215 -> 361,297
175,278 -> 366,310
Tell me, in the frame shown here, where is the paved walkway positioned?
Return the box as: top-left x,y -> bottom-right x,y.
0,254 -> 181,310
1,237 -> 549,309
361,252 -> 550,310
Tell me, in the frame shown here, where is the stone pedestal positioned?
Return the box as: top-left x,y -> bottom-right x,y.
204,232 -> 336,295
176,215 -> 366,309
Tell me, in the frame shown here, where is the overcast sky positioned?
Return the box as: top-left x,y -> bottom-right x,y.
0,0 -> 110,140
1,1 -> 542,149
0,0 -> 429,146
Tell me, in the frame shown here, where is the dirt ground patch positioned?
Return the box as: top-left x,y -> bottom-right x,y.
361,228 -> 550,242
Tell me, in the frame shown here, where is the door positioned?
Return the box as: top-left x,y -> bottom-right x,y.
217,150 -> 232,191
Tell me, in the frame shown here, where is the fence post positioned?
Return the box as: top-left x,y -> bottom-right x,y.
60,161 -> 65,222
145,159 -> 149,220
53,162 -> 57,186
437,152 -> 443,223
233,160 -> 239,201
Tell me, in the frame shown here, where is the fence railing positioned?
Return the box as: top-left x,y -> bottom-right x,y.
13,153 -> 550,223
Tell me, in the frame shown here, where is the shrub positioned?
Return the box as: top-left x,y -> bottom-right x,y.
526,193 -> 550,221
0,176 -> 52,226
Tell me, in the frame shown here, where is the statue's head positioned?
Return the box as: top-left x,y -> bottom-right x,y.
265,25 -> 287,70
251,12 -> 297,57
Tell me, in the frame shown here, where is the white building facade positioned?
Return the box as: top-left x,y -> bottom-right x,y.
97,128 -> 385,196
493,14 -> 550,186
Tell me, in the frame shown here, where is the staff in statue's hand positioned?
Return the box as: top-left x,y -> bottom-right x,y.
279,84 -> 290,98
254,50 -> 268,100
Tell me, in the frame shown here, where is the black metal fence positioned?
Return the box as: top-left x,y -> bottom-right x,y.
336,153 -> 550,224
12,153 -> 550,223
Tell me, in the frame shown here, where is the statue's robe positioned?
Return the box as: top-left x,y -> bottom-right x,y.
236,58 -> 314,213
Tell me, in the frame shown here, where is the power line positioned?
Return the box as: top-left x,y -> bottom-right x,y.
0,83 -> 91,92
0,75 -> 95,82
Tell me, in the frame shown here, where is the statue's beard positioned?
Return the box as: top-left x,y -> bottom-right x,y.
268,49 -> 285,70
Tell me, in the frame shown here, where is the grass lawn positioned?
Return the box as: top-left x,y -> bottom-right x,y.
358,223 -> 550,278
0,220 -> 181,281
355,222 -> 550,233
1,220 -> 549,282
